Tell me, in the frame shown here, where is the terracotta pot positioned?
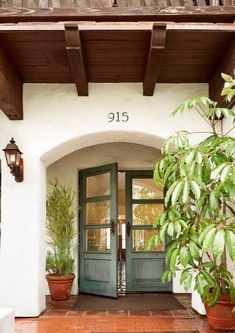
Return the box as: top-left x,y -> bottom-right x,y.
46,274 -> 75,301
205,294 -> 235,331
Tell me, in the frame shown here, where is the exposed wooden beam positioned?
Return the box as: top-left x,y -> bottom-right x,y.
0,45 -> 23,120
64,23 -> 88,96
0,7 -> 235,24
209,40 -> 235,107
143,23 -> 166,96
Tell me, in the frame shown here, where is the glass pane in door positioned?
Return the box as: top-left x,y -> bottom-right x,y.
132,179 -> 163,199
132,204 -> 163,225
86,172 -> 110,197
132,229 -> 165,252
86,200 -> 110,224
86,228 -> 111,252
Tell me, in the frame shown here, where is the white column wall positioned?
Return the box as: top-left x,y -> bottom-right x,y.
0,83 -> 209,316
0,153 -> 46,316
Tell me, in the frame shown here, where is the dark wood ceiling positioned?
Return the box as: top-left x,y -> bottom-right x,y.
0,24 -> 234,83
0,22 -> 234,119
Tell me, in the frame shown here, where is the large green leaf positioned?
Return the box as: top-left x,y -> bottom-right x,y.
201,286 -> 210,303
220,164 -> 232,182
170,248 -> 179,270
161,270 -> 170,284
212,229 -> 225,260
211,163 -> 227,180
221,73 -> 233,82
198,224 -> 214,243
208,287 -> 221,307
225,230 -> 235,261
189,241 -> 200,261
160,223 -> 168,241
171,181 -> 183,205
195,273 -> 205,295
174,220 -> 182,235
172,96 -> 215,117
182,179 -> 190,204
179,246 -> 190,268
180,268 -> 191,285
201,271 -> 215,288
190,180 -> 201,200
165,181 -> 178,206
202,227 -> 216,252
168,222 -> 175,237
209,191 -> 219,211
165,240 -> 178,265
185,150 -> 196,165
181,272 -> 193,291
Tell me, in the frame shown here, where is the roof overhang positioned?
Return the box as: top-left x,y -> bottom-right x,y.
0,21 -> 234,120
0,6 -> 235,23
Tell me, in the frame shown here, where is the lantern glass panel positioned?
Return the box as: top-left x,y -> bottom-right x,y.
6,150 -> 16,167
15,151 -> 22,166
5,150 -> 21,167
5,151 -> 14,167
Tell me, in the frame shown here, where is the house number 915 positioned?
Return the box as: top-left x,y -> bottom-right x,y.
108,112 -> 129,123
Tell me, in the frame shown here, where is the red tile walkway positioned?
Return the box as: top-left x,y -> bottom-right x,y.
14,295 -> 231,333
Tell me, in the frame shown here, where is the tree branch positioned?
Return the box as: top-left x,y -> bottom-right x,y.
224,124 -> 235,136
194,106 -> 212,127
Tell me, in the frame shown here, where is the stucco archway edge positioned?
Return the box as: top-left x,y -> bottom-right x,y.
41,130 -> 165,167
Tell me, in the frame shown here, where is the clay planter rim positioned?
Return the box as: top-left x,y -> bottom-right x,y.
206,293 -> 234,306
46,273 -> 75,281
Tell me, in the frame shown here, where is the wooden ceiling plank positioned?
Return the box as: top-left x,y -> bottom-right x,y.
0,45 -> 22,120
64,23 -> 88,96
209,40 -> 235,107
143,22 -> 166,96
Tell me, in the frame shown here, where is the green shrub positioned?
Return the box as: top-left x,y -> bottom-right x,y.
46,179 -> 77,276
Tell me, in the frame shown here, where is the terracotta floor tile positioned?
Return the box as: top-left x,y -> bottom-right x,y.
67,310 -> 86,317
85,310 -> 108,317
43,309 -> 68,316
149,310 -> 172,316
129,310 -> 151,316
107,310 -> 129,317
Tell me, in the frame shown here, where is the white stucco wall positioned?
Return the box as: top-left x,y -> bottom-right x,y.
0,82 -> 210,316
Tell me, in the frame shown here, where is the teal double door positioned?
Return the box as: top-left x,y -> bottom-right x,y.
79,163 -> 171,298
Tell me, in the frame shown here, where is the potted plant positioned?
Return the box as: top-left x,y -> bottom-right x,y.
46,179 -> 77,301
152,73 -> 235,331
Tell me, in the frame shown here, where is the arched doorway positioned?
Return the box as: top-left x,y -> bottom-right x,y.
46,141 -> 171,298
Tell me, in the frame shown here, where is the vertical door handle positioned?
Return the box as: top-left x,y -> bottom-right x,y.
126,221 -> 131,237
111,219 -> 115,235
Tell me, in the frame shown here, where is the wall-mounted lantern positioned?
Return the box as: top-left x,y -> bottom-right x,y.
3,138 -> 23,182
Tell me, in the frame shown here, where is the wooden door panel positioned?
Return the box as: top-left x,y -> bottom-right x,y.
84,259 -> 111,282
